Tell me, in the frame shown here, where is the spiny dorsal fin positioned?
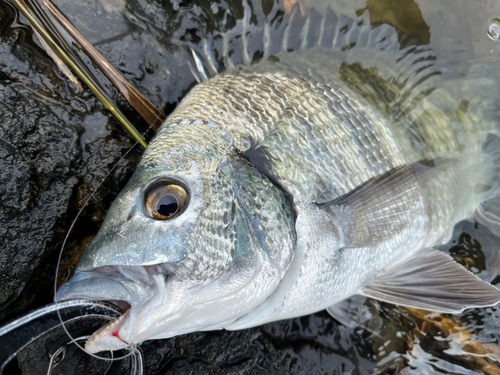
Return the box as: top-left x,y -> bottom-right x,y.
179,1 -> 440,110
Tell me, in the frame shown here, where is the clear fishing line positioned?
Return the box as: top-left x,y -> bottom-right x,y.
53,121 -> 158,362
4,0 -> 141,361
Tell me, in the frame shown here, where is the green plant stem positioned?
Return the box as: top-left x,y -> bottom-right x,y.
9,0 -> 148,148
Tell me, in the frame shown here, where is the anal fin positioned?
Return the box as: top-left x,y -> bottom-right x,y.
361,248 -> 500,313
326,295 -> 372,328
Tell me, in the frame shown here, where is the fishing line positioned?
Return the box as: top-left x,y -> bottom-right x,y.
53,121 -> 158,362
2,0 -> 143,361
51,5 -> 287,359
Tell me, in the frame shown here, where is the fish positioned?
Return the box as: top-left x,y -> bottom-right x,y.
56,4 -> 500,354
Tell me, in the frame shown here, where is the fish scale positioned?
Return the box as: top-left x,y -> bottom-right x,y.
185,171 -> 236,280
149,62 -> 405,203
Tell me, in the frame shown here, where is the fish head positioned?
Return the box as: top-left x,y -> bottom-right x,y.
56,127 -> 296,352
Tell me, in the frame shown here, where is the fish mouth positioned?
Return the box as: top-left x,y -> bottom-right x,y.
56,264 -> 171,353
84,307 -> 131,353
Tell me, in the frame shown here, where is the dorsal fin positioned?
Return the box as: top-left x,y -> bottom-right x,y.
181,2 -> 500,159
177,3 -> 435,75
176,1 -> 442,125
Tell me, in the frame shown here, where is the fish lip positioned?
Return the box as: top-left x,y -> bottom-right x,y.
56,264 -> 169,303
55,273 -> 138,347
56,272 -> 134,303
56,266 -> 166,350
85,309 -> 131,353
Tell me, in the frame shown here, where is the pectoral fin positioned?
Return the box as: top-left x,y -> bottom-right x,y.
361,248 -> 500,313
318,158 -> 456,248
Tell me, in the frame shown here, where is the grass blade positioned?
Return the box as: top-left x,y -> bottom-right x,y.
32,27 -> 83,92
42,0 -> 166,131
8,0 -> 148,148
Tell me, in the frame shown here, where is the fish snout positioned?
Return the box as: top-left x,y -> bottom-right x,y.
56,265 -> 172,352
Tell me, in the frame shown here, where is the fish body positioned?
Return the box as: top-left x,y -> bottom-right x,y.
57,9 -> 500,353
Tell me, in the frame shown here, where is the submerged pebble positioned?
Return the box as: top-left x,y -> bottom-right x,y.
488,19 -> 500,41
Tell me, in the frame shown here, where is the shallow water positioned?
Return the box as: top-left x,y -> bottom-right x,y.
2,0 -> 500,374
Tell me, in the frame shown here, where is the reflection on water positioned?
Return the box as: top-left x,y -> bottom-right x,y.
488,19 -> 500,41
4,0 -> 500,373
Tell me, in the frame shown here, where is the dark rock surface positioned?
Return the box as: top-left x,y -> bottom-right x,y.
139,313 -> 376,375
0,2 -> 142,322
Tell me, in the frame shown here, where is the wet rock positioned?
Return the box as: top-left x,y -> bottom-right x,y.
140,312 -> 376,374
0,3 -> 141,322
53,0 -> 200,112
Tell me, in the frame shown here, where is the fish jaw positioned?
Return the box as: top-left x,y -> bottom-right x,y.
56,148 -> 296,350
55,266 -> 162,352
84,274 -> 166,353
56,244 -> 284,351
85,310 -> 130,353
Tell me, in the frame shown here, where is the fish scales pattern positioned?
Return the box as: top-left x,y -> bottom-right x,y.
146,60 -> 405,205
283,87 -> 401,202
166,73 -> 303,143
140,120 -> 229,172
184,170 -> 237,280
144,40 -> 495,251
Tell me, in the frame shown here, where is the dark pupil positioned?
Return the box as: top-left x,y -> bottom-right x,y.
157,195 -> 178,217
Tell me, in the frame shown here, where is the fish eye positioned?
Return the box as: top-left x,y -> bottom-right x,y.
145,183 -> 189,220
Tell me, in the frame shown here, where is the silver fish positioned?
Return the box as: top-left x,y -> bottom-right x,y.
56,8 -> 500,353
